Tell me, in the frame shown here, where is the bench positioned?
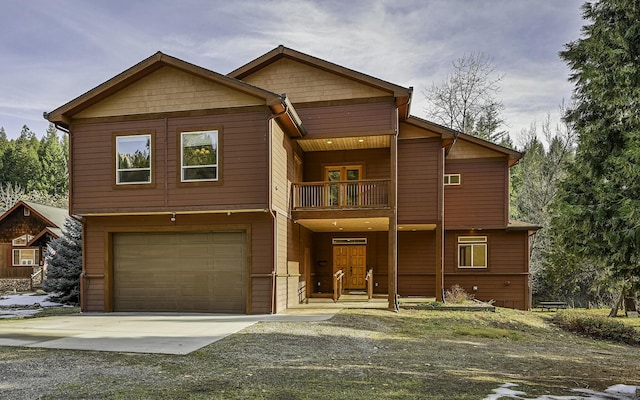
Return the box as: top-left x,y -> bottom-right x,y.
537,301 -> 568,311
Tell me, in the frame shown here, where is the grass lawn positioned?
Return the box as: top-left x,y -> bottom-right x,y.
1,307 -> 639,399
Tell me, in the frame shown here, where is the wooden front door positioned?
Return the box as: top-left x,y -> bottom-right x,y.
333,245 -> 366,290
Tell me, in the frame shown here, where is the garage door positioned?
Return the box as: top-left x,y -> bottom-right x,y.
113,231 -> 246,313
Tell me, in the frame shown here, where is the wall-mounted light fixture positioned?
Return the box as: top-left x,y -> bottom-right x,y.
170,213 -> 176,222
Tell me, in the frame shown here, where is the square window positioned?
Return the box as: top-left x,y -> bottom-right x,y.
115,134 -> 152,185
181,130 -> 218,182
458,236 -> 487,268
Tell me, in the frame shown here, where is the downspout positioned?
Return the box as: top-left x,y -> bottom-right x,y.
164,118 -> 169,209
267,101 -> 288,314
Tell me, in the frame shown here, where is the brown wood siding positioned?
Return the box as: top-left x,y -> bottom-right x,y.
444,159 -> 507,229
81,212 -> 273,313
70,110 -> 270,215
310,231 -> 387,294
296,101 -> 395,137
397,231 -> 436,296
443,230 -> 530,310
397,139 -> 441,223
303,149 -> 390,182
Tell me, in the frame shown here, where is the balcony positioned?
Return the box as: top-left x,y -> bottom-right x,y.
292,179 -> 390,210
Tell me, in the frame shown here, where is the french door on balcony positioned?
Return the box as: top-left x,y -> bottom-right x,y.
324,165 -> 362,207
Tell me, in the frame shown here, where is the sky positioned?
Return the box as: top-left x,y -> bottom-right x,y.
0,0 -> 586,146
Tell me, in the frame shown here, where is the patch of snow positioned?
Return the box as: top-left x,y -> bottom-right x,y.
484,383 -> 639,400
0,293 -> 63,307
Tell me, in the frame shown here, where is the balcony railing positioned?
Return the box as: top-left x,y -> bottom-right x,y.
293,179 -> 390,210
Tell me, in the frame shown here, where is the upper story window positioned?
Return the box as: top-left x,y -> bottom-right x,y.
444,173 -> 461,186
181,130 -> 219,182
458,236 -> 487,269
12,234 -> 33,247
115,134 -> 152,185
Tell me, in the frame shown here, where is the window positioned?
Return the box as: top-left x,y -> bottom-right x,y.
13,248 -> 39,266
458,236 -> 487,268
115,134 -> 152,185
444,173 -> 461,186
23,208 -> 30,216
181,130 -> 218,182
12,234 -> 32,247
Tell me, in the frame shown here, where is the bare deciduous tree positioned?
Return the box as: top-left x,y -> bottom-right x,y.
424,53 -> 506,143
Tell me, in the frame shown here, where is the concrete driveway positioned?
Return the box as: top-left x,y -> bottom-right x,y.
0,310 -> 337,355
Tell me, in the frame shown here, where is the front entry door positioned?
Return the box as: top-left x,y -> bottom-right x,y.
333,245 -> 367,290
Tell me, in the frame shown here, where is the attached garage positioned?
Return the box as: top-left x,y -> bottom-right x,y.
113,231 -> 247,313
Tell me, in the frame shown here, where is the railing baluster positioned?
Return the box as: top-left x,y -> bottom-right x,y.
292,179 -> 389,210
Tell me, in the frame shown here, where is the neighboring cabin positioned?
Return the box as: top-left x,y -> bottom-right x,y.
0,201 -> 68,291
45,45 -> 538,313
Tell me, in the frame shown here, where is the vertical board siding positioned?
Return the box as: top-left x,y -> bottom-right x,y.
296,101 -> 395,136
71,111 -> 270,215
444,159 -> 507,229
397,231 -> 436,296
443,230 -> 530,310
271,121 -> 290,212
82,212 -> 273,313
397,139 -> 441,223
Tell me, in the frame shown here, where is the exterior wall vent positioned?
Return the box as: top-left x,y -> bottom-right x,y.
332,238 -> 367,245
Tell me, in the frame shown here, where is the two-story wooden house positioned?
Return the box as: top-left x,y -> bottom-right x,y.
45,46 -> 537,313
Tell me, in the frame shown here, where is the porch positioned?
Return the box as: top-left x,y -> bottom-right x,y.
292,179 -> 390,210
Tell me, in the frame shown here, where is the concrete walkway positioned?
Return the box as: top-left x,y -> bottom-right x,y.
0,310 -> 338,355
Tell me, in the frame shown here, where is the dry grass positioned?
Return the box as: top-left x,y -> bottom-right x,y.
1,308 -> 639,399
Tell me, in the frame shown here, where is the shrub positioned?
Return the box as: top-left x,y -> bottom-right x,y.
445,284 -> 474,304
552,311 -> 640,346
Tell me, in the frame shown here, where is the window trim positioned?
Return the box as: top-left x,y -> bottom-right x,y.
113,132 -> 154,188
12,234 -> 32,247
179,129 -> 221,184
444,173 -> 461,186
12,248 -> 39,267
457,235 -> 488,269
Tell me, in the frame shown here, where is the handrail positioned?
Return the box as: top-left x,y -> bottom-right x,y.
30,267 -> 44,291
333,269 -> 344,302
293,179 -> 390,210
365,269 -> 373,300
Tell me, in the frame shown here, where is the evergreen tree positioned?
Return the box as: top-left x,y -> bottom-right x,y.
38,124 -> 68,195
551,0 -> 640,311
2,125 -> 43,191
43,217 -> 82,305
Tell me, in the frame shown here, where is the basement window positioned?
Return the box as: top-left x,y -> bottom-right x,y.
458,236 -> 487,268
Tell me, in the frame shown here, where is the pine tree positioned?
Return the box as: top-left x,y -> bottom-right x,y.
43,217 -> 82,305
552,0 -> 640,311
38,124 -> 68,195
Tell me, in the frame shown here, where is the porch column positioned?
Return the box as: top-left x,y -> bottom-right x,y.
435,223 -> 444,302
388,133 -> 398,311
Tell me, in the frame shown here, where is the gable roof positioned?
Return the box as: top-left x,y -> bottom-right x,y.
228,45 -> 413,119
44,52 -> 305,137
405,116 -> 522,167
0,201 -> 68,243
